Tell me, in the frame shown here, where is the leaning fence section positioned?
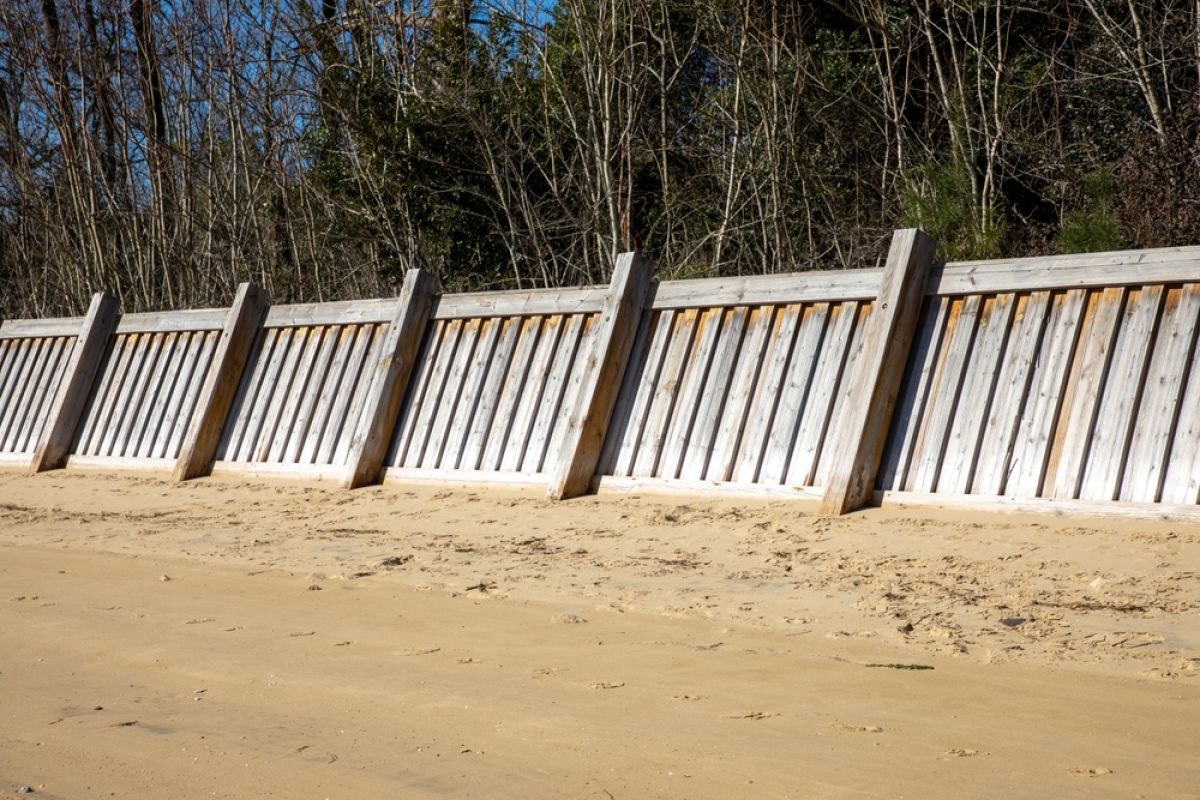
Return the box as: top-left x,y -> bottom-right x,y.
0,322 -> 77,464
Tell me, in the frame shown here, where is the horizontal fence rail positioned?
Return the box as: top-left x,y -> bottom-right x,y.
3,234 -> 1200,522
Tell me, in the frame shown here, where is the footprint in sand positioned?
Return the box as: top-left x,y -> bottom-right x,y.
1069,767 -> 1112,777
835,722 -> 883,733
944,748 -> 980,757
589,682 -> 624,689
726,711 -> 778,720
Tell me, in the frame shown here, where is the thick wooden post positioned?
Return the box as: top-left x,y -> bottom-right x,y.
547,252 -> 654,500
29,292 -> 120,473
820,229 -> 936,515
342,269 -> 438,489
174,282 -> 270,481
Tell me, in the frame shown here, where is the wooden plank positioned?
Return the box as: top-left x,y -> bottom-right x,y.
115,308 -> 229,334
659,307 -> 726,481
1121,286 -> 1200,502
443,317 -> 503,470
1006,290 -> 1088,497
460,318 -> 521,471
318,324 -> 377,465
237,327 -> 294,461
526,312 -> 589,473
0,318 -> 85,339
1079,286 -> 1163,501
383,465 -> 550,488
1048,287 -> 1126,499
813,302 -> 876,489
651,269 -> 882,310
422,317 -> 483,469
403,318 -> 465,468
264,297 -> 396,328
819,229 -> 936,515
299,325 -> 356,465
64,454 -> 177,473
253,326 -> 310,462
135,332 -> 182,459
610,311 -> 673,477
121,332 -> 171,458
633,308 -> 701,477
874,489 -> 1200,524
167,332 -> 219,460
903,295 -> 981,492
969,292 -> 1050,495
707,306 -> 774,482
10,338 -> 57,452
73,334 -> 125,456
209,460 -> 348,482
14,338 -> 70,453
501,315 -> 563,472
1152,287 -> 1200,503
681,307 -> 748,481
331,325 -> 386,467
938,293 -> 1017,494
595,310 -> 652,478
733,305 -> 801,482
267,326 -> 324,463
100,333 -> 154,457
218,327 -> 275,462
173,283 -> 270,478
930,245 -> 1200,296
389,321 -> 442,467
30,293 -> 120,473
760,304 -> 829,484
0,339 -> 23,417
433,286 -> 607,320
0,338 -> 43,451
788,300 -> 861,487
593,475 -> 825,502
284,326 -> 340,463
480,317 -> 543,471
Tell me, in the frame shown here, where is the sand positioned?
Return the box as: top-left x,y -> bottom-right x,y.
1,470 -> 1197,798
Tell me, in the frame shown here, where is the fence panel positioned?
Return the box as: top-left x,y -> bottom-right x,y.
0,335 -> 76,459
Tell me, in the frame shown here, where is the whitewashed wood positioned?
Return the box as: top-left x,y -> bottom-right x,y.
610,311 -> 673,476
64,455 -> 177,473
73,337 -> 120,455
439,317 -> 499,470
939,293 -> 1017,494
116,308 -> 228,334
383,466 -> 549,487
318,325 -> 376,465
1049,288 -> 1126,499
267,327 -> 323,462
760,304 -> 828,484
633,308 -> 700,477
659,307 -> 725,480
166,332 -> 218,459
481,317 -> 543,471
220,328 -> 278,461
391,320 -> 444,466
241,327 -> 295,461
788,301 -> 859,486
0,452 -> 33,466
905,295 -> 982,493
681,307 -> 748,481
734,305 -> 801,482
209,460 -> 348,482
9,338 -> 55,451
433,286 -> 606,320
502,315 -> 563,472
265,298 -> 396,328
525,313 -> 587,473
708,306 -> 774,482
1,338 -> 42,450
813,302 -> 875,489
0,339 -> 24,416
874,489 -> 1200,523
82,334 -> 135,456
291,326 -> 344,463
102,333 -> 155,457
651,269 -> 883,310
132,332 -> 178,458
1079,286 -> 1163,501
593,311 -> 649,477
331,325 -> 384,467
593,475 -> 825,501
122,332 -> 170,458
1007,290 -> 1088,497
423,318 -> 482,469
931,245 -> 1200,295
403,319 -> 464,468
13,338 -> 70,453
1121,286 -> 1200,502
821,229 -> 936,514
2,318 -> 84,339
253,327 -> 308,461
1161,300 -> 1200,504
460,318 -> 520,471
157,332 -> 206,459
301,325 -> 359,464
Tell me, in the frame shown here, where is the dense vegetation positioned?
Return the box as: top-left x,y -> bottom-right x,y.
1,0 -> 1198,317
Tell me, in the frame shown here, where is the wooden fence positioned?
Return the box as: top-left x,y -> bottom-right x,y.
3,231 -> 1200,521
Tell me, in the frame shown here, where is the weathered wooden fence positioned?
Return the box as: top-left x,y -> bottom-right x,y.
4,230 -> 1200,521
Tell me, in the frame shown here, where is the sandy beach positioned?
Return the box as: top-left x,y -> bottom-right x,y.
1,470 -> 1198,798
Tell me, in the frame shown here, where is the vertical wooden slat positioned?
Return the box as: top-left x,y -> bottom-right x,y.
526,313 -> 588,473
1126,284 -> 1200,502
460,318 -> 521,471
74,335 -> 126,456
299,325 -> 357,464
217,327 -> 273,462
422,317 -> 483,469
788,300 -> 861,487
596,309 -> 653,477
706,307 -> 776,482
166,333 -> 219,460
173,283 -> 270,478
819,228 -> 935,515
634,308 -> 700,477
1006,290 -> 1087,497
1048,287 -> 1126,499
1079,286 -> 1163,501
1161,301 -> 1200,503
239,327 -> 295,461
659,307 -> 725,480
404,319 -> 466,468
938,293 -> 1016,494
123,333 -> 170,458
2,339 -> 44,451
681,307 -> 748,481
545,315 -> 599,475
267,327 -> 324,462
814,302 -> 875,489
611,310 -> 673,477
760,303 -> 829,484
3,338 -> 47,452
30,293 -> 120,473
318,324 -> 376,465
971,292 -> 1051,495
734,305 -> 801,482
331,325 -> 386,467
481,317 -> 543,471
502,315 -> 563,472
391,320 -> 443,467
443,317 -> 503,470
101,334 -> 156,457
134,332 -> 179,458
15,339 -> 68,453
284,326 -> 340,463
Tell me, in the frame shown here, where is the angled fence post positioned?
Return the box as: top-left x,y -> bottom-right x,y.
29,292 -> 120,473
342,268 -> 438,489
547,251 -> 654,500
174,282 -> 270,481
820,228 -> 936,515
